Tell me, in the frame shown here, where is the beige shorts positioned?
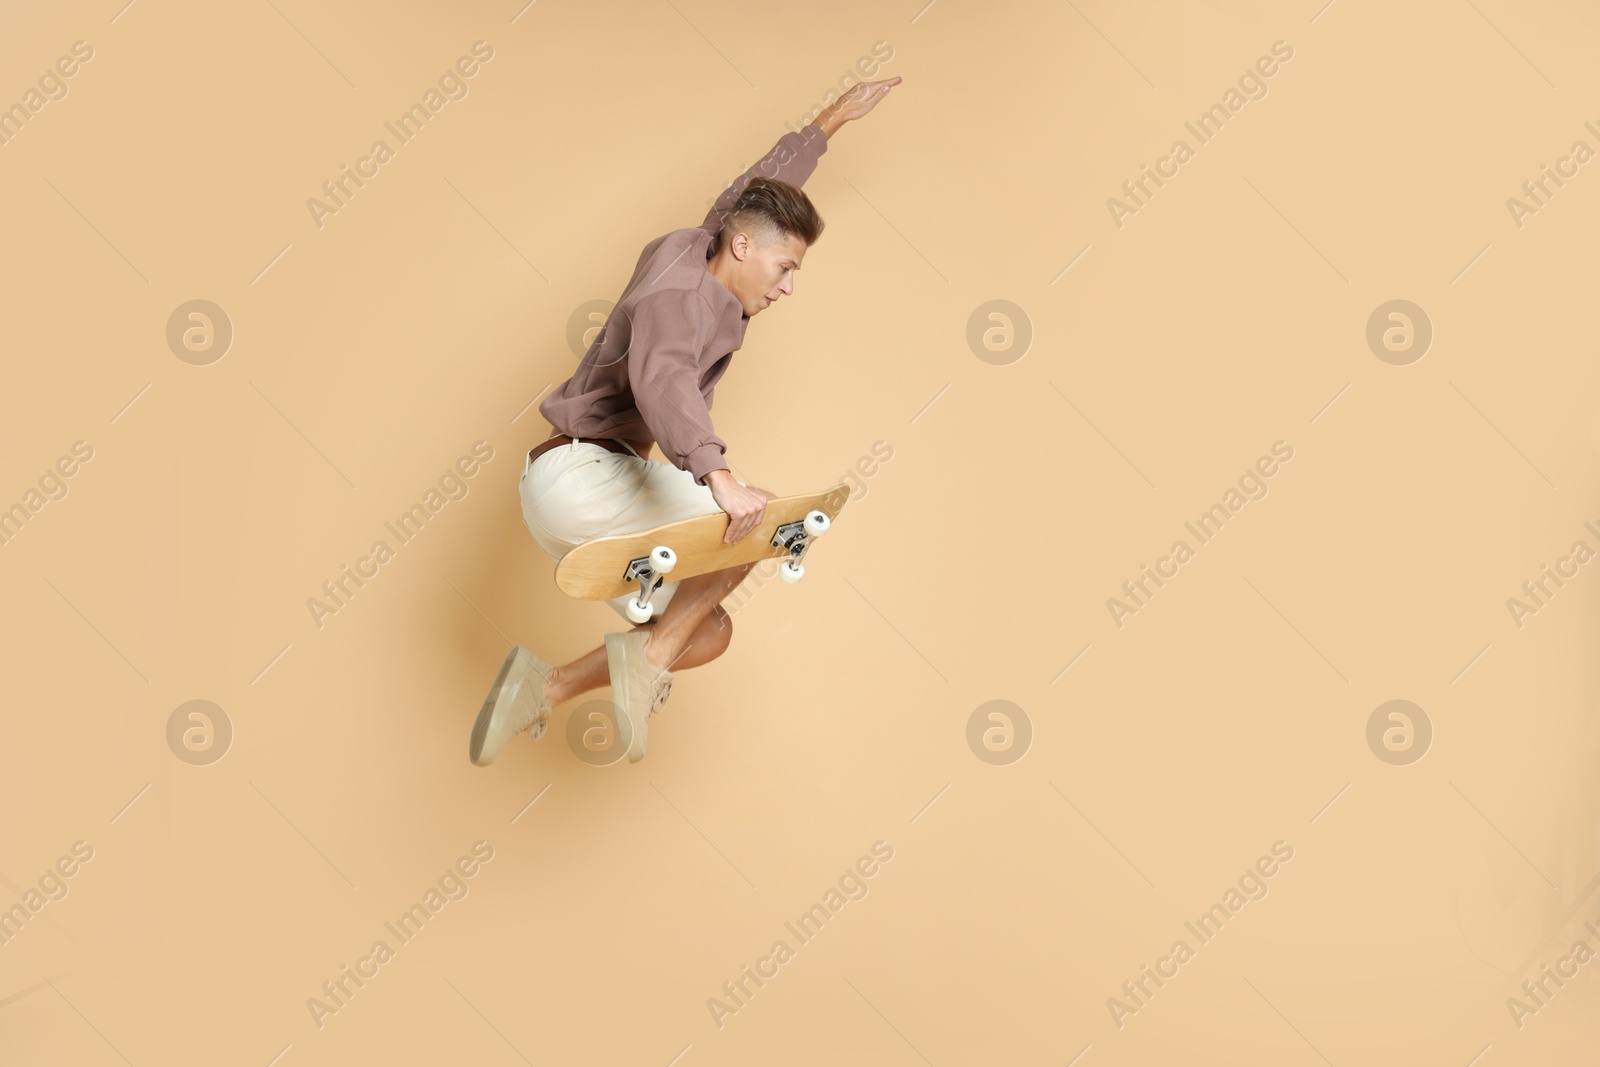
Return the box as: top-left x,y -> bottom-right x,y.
520,438 -> 722,621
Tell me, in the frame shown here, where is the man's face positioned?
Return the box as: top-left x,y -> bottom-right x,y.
732,230 -> 807,316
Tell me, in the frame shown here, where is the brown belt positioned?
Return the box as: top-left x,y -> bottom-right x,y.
527,434 -> 633,466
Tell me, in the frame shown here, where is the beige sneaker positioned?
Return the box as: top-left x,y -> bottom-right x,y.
469,646 -> 554,766
604,631 -> 674,763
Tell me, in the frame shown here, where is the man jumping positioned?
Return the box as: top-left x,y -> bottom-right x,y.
469,76 -> 902,766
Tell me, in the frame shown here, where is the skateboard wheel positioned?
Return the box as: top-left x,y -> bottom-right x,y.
624,597 -> 653,624
779,560 -> 804,584
804,511 -> 830,538
651,546 -> 677,574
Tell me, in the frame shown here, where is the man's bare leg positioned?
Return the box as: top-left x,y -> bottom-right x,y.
543,561 -> 754,706
640,560 -> 756,670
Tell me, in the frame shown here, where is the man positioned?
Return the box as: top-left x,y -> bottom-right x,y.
469,76 -> 902,766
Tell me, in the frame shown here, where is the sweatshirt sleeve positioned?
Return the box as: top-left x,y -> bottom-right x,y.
627,289 -> 730,485
697,124 -> 829,237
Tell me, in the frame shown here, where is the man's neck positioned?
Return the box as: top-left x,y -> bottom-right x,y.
707,250 -> 743,314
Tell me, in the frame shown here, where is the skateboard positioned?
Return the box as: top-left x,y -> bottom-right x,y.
555,484 -> 850,622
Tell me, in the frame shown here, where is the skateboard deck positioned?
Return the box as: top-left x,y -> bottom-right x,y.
555,483 -> 850,603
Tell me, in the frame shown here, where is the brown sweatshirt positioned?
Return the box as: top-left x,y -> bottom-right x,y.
538,123 -> 829,485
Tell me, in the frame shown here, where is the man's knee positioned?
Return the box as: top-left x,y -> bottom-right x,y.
707,604 -> 734,647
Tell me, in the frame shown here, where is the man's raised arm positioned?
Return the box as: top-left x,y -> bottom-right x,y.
696,123 -> 831,238
694,78 -> 899,238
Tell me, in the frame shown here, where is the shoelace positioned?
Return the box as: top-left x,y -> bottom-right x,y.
526,702 -> 552,741
651,677 -> 674,715
524,664 -> 555,740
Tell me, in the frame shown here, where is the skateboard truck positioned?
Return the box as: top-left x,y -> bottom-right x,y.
618,510 -> 831,625
771,510 -> 831,585
621,546 -> 677,624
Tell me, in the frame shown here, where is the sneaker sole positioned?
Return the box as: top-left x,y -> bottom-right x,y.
605,633 -> 651,763
470,647 -> 540,766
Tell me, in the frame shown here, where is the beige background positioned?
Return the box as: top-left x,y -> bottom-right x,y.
3,0 -> 1600,1063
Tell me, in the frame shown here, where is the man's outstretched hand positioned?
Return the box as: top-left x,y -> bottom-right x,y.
706,470 -> 774,545
814,76 -> 902,137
